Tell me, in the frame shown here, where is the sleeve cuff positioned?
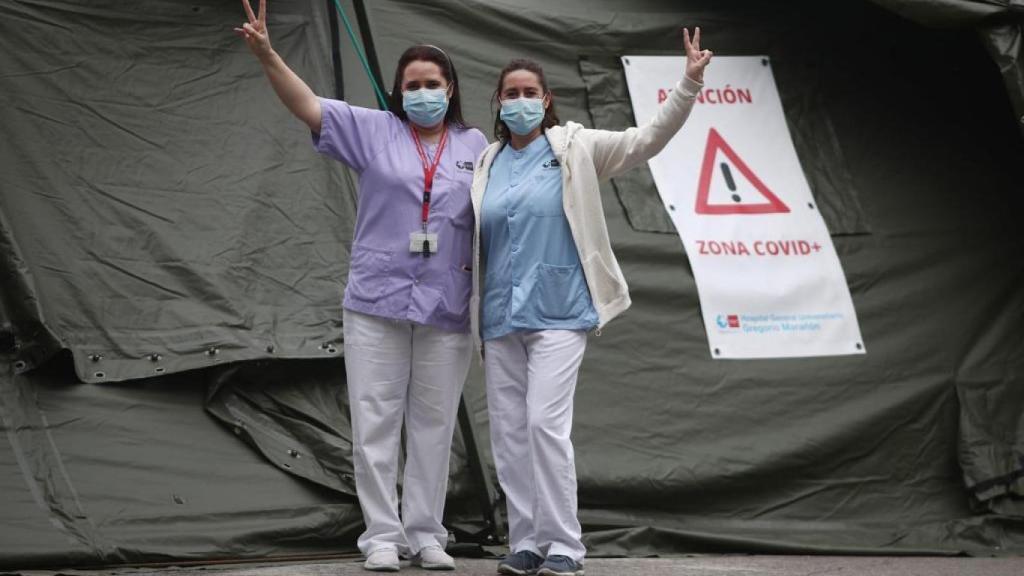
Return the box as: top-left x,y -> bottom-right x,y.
679,75 -> 704,97
310,97 -> 329,150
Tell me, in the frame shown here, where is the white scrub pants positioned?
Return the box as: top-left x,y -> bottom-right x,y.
343,309 -> 472,556
484,329 -> 588,563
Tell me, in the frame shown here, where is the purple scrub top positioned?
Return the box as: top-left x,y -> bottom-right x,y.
313,98 -> 487,332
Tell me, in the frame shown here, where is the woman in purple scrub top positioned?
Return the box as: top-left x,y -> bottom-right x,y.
235,1 -> 487,571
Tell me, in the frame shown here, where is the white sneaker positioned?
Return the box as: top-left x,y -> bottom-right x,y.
363,547 -> 400,572
411,545 -> 455,571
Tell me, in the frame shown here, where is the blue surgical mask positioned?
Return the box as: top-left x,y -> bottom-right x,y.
403,88 -> 449,127
500,97 -> 545,135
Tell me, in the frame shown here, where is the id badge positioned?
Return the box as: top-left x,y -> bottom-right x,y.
409,231 -> 439,254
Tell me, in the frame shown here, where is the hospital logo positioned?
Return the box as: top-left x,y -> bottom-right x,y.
716,314 -> 740,329
542,158 -> 561,169
455,160 -> 474,172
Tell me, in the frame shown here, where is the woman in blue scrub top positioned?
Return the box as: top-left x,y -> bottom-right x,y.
470,28 -> 713,576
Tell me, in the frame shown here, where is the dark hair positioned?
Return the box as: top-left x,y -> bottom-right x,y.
388,44 -> 466,128
492,58 -> 560,142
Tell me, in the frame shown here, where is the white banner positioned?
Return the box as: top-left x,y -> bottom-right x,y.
622,55 -> 865,359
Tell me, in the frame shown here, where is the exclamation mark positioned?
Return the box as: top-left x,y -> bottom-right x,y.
721,162 -> 741,203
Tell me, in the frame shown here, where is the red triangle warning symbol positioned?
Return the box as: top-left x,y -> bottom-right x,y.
695,128 -> 790,215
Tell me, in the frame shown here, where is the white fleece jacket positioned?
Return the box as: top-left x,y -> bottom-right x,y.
470,75 -> 703,350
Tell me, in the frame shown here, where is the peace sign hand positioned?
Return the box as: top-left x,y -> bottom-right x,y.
683,27 -> 712,84
234,0 -> 272,59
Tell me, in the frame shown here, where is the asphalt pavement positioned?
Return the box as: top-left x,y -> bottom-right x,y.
9,555 -> 1024,576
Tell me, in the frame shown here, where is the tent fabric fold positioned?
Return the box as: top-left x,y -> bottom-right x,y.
869,0 -> 1024,137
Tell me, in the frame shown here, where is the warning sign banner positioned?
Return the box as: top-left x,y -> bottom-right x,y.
622,55 -> 865,359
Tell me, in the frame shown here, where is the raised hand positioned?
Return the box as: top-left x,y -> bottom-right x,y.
683,27 -> 712,83
234,0 -> 272,58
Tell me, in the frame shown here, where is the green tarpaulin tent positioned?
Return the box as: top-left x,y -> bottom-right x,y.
1,0 -> 1022,568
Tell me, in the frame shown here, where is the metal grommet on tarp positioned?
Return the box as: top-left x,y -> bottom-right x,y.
147,353 -> 164,374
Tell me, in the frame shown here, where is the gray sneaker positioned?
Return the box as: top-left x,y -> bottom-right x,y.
537,555 -> 584,576
497,550 -> 544,575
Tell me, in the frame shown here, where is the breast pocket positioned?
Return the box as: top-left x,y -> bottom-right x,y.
437,172 -> 474,229
526,170 -> 565,217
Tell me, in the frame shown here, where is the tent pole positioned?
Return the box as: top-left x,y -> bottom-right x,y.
352,0 -> 388,108
324,0 -> 345,100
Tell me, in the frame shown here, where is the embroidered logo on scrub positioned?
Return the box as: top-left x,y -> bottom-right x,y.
542,158 -> 561,169
455,160 -> 474,172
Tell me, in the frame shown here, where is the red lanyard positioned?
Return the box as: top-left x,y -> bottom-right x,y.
410,124 -> 449,232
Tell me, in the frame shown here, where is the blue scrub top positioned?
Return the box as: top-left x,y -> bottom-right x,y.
480,136 -> 599,341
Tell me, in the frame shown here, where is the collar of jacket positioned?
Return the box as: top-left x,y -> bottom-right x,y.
542,121 -> 583,164
479,121 -> 586,168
